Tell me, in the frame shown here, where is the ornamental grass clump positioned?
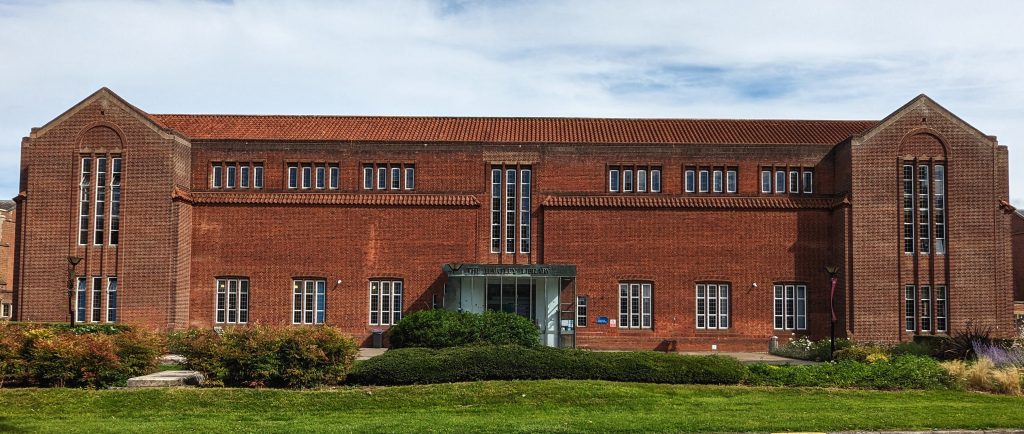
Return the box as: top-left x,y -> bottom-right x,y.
943,357 -> 1022,396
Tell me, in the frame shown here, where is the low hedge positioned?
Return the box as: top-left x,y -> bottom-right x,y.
387,309 -> 539,348
746,355 -> 954,390
346,345 -> 748,385
168,326 -> 358,388
0,324 -> 162,388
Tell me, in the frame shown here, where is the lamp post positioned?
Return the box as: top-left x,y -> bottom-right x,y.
825,265 -> 839,361
67,256 -> 82,327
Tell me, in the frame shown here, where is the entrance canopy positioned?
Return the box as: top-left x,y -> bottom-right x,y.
443,263 -> 577,278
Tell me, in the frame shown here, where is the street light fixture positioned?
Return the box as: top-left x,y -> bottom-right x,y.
67,256 -> 82,327
824,265 -> 839,361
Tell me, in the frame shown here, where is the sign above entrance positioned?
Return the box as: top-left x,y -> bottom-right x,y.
443,263 -> 577,278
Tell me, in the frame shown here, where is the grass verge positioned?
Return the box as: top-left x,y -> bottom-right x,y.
1,380 -> 1022,433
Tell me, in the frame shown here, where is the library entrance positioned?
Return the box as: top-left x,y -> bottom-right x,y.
442,264 -> 577,347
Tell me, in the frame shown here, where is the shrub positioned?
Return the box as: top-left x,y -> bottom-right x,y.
834,344 -> 888,363
941,322 -> 993,360
747,355 -> 953,390
277,326 -> 358,388
0,326 -> 28,387
387,309 -> 540,348
771,336 -> 852,361
346,345 -> 747,386
15,326 -> 162,388
171,326 -> 358,388
971,340 -> 1024,368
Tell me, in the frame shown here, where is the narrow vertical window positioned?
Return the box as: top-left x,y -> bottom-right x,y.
253,164 -> 264,189
775,170 -> 786,193
802,170 -> 813,194
302,165 -> 312,189
712,169 -> 723,193
392,281 -> 403,323
304,280 -> 315,324
788,170 -> 798,193
76,277 -> 87,322
905,285 -> 916,332
637,169 -> 647,192
91,276 -> 102,323
288,165 -> 298,189
212,164 -> 223,188
369,281 -> 379,324
761,170 -> 771,193
109,157 -> 121,245
106,277 -> 117,323
377,167 -> 387,190
919,285 -> 932,332
391,167 -> 400,190
696,284 -> 706,329
240,165 -> 250,188
292,281 -> 302,324
936,285 -> 947,332
795,284 -> 806,330
368,279 -> 403,325
706,284 -> 718,328
227,279 -> 238,323
315,166 -> 325,189
934,164 -> 946,254
238,280 -> 249,324
505,169 -> 517,254
363,166 -> 374,190
773,285 -> 783,329
718,284 -> 730,328
641,283 -> 652,329
903,164 -> 915,253
380,281 -> 392,325
216,280 -> 226,323
619,283 -> 629,327
405,166 -> 415,190
623,169 -> 633,192
609,169 -> 620,192
784,284 -> 795,329
576,296 -> 588,327
490,168 -> 501,253
699,170 -> 709,193
726,169 -> 737,193
520,168 -> 531,253
94,157 -> 107,245
629,283 -> 640,328
79,157 -> 92,245
918,165 -> 930,254
329,165 -> 339,189
316,280 -> 326,324
685,169 -> 695,193
226,164 -> 237,189
651,169 -> 661,193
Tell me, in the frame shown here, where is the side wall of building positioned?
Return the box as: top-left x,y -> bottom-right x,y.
1012,211 -> 1024,302
0,207 -> 14,317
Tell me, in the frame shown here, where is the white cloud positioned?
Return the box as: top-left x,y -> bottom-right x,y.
0,0 -> 1022,205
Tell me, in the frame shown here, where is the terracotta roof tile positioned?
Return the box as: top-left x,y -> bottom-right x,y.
191,192 -> 479,207
541,195 -> 835,209
149,114 -> 877,145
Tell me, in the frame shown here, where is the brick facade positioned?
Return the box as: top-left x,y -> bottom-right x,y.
0,202 -> 14,318
12,88 -> 1016,349
1013,211 -> 1024,302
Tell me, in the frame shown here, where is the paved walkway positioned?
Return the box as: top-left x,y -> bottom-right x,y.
357,347 -> 388,360
356,348 -> 815,364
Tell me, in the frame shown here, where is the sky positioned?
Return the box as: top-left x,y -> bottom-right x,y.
0,0 -> 1021,206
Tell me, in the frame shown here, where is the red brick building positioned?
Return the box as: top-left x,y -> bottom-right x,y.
0,201 -> 14,319
11,88 -> 1016,349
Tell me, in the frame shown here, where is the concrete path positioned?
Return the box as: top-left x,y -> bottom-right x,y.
679,351 -> 818,365
357,347 -> 387,360
126,371 -> 204,388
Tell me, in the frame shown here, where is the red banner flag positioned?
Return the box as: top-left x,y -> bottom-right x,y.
830,276 -> 838,322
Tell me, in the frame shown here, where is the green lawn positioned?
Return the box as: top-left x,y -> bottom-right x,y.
1,380 -> 1022,433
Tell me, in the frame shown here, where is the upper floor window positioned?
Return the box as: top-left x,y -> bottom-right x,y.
608,165 -> 661,193
491,165 -> 532,253
762,166 -> 812,194
363,163 -> 415,191
213,162 -> 264,190
79,155 -> 121,246
685,166 -> 737,194
287,163 -> 340,191
902,162 -> 946,255
618,282 -> 652,329
696,283 -> 729,330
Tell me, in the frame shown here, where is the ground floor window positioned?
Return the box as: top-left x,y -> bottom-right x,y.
486,281 -> 534,320
619,282 -> 651,329
1,302 -> 10,318
774,283 -> 806,330
905,284 -> 947,333
696,283 -> 729,329
576,295 -> 588,327
106,277 -> 117,323
293,279 -> 325,324
369,279 -> 403,325
90,276 -> 102,323
76,277 -> 87,322
216,278 -> 249,324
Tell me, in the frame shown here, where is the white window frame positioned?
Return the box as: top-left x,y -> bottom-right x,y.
76,276 -> 87,323
788,170 -> 798,193
368,279 -> 403,326
0,303 -> 10,318
618,282 -> 652,329
105,277 -> 117,323
363,166 -> 374,190
253,164 -> 264,189
315,166 -> 326,189
609,169 -> 620,192
576,295 -> 588,328
377,167 -> 387,190
215,278 -> 249,324
288,165 -> 298,189
292,279 -> 325,325
685,169 -> 695,193
390,167 -> 401,190
226,164 -> 237,189
93,157 -> 106,246
79,157 -> 92,245
109,157 -> 121,246
920,285 -> 932,332
905,284 -> 916,332
802,170 -> 813,194
637,169 -> 647,193
520,168 -> 531,254
726,169 -> 737,193
761,170 -> 771,193
775,170 -> 786,193
773,283 -> 806,330
240,165 -> 250,188
490,168 -> 501,253
934,164 -> 946,254
405,166 -> 415,190
712,169 -> 723,193
695,283 -> 729,330
212,163 -> 223,189
623,169 -> 633,192
90,276 -> 102,323
504,168 -> 517,254
651,169 -> 661,193
698,170 -> 709,193
329,165 -> 339,190
302,165 -> 312,189
903,164 -> 915,254
936,285 -> 948,332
